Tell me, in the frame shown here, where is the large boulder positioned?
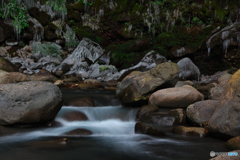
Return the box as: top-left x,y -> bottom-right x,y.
209,69 -> 240,137
0,70 -> 15,84
186,100 -> 219,126
149,85 -> 204,108
116,62 -> 180,105
177,57 -> 200,80
0,81 -> 63,125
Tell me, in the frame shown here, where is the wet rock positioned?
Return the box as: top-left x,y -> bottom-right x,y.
135,122 -> 166,136
225,136 -> 240,150
141,108 -> 186,126
30,69 -> 57,82
136,105 -> 159,121
218,74 -> 232,83
172,126 -> 208,137
0,81 -> 63,125
149,85 -> 204,108
0,56 -> 18,72
45,121 -> 62,127
0,70 -> 15,84
210,80 -> 228,100
209,69 -> 240,137
68,97 -> 95,107
9,72 -> 30,82
175,80 -> 194,87
210,150 -> 240,160
177,57 -> 200,80
186,100 -> 219,126
63,111 -> 88,121
116,62 -> 180,105
63,129 -> 92,136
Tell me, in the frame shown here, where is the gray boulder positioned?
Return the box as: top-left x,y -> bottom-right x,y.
0,81 -> 63,125
177,57 -> 200,80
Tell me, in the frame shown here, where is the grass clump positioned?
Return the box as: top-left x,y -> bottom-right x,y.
30,42 -> 63,59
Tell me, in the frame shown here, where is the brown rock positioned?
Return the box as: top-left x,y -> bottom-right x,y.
10,72 -> 29,82
63,111 -> 88,121
0,70 -> 15,84
68,97 -> 95,107
172,126 -> 208,137
63,129 -> 92,136
226,136 -> 240,150
135,122 -> 166,136
30,69 -> 57,82
149,85 -> 204,108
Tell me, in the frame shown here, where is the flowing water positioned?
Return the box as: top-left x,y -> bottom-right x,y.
0,90 -> 228,160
